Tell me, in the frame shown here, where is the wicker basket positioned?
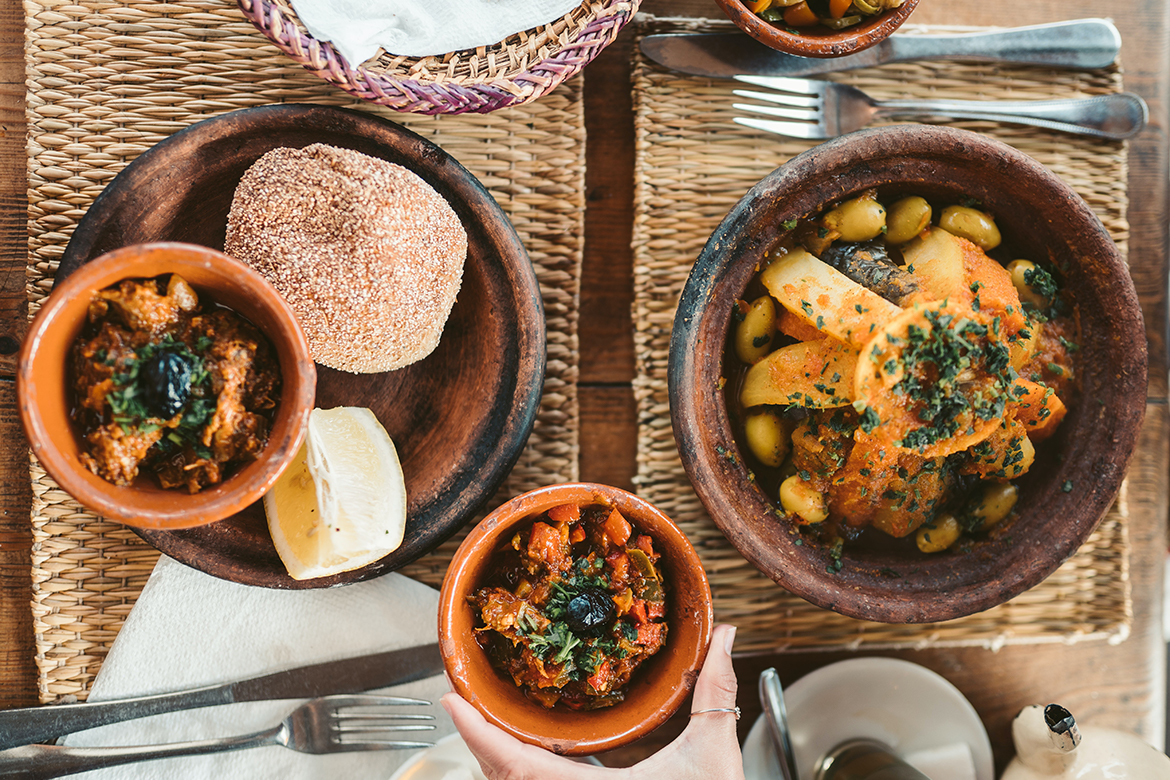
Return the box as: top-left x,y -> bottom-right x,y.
237,0 -> 638,113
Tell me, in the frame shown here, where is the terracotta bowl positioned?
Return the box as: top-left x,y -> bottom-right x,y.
18,242 -> 316,530
669,125 -> 1147,624
54,103 -> 546,588
713,0 -> 919,58
439,483 -> 714,756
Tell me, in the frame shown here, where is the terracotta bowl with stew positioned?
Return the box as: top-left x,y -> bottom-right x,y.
714,0 -> 919,58
669,125 -> 1146,624
439,483 -> 714,756
18,242 -> 316,530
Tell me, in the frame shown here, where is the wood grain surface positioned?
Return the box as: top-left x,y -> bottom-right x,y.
1,0 -> 1167,771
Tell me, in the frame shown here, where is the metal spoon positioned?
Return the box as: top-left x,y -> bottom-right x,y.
760,668 -> 800,780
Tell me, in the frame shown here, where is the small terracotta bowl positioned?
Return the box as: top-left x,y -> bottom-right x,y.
669,126 -> 1147,624
439,483 -> 714,756
714,0 -> 919,58
18,242 -> 316,529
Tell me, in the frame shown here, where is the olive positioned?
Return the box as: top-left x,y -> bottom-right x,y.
565,588 -> 616,637
141,350 -> 194,418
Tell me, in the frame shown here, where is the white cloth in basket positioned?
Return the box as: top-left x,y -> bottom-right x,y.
289,0 -> 583,63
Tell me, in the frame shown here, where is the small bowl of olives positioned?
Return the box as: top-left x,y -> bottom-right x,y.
438,482 -> 713,756
18,242 -> 316,529
669,125 -> 1146,623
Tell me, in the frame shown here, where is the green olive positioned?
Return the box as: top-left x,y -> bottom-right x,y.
779,476 -> 828,524
735,296 -> 777,365
1006,259 -> 1050,309
972,482 -> 1020,531
916,513 -> 961,553
884,196 -> 932,244
939,205 -> 1001,250
822,194 -> 887,242
743,410 -> 792,468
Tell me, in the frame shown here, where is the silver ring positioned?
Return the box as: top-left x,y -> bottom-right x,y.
690,706 -> 741,720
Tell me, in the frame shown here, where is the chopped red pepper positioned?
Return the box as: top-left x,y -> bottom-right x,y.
569,525 -> 586,544
548,503 -> 581,525
646,600 -> 666,619
606,549 -> 629,583
587,658 -> 613,693
635,534 -> 655,557
527,521 -> 570,572
637,621 -> 666,647
604,508 -> 632,547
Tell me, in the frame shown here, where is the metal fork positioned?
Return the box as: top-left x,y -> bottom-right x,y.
0,695 -> 435,779
732,75 -> 1148,140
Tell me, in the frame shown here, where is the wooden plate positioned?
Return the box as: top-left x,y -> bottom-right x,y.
58,104 -> 546,589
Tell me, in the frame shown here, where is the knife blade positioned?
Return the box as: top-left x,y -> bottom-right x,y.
639,19 -> 1121,79
0,642 -> 442,750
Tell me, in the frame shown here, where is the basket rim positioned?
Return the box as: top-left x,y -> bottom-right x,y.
237,0 -> 638,113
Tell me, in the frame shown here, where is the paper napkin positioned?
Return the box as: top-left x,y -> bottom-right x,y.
289,0 -> 582,63
62,555 -> 455,779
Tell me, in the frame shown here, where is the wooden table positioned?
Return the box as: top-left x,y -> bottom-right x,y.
0,0 -> 1166,773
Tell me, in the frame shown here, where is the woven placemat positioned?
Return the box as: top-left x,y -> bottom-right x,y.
25,0 -> 584,703
631,16 -> 1133,655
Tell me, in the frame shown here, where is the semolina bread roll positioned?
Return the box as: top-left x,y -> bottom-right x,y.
225,143 -> 468,374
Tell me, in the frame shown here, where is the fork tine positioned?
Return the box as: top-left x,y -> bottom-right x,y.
733,117 -> 829,140
733,102 -> 816,122
329,740 -> 436,751
336,723 -> 436,733
733,75 -> 824,95
733,89 -> 820,109
323,694 -> 431,708
332,715 -> 437,725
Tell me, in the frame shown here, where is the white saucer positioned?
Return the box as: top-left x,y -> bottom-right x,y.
742,657 -> 994,780
390,734 -> 487,780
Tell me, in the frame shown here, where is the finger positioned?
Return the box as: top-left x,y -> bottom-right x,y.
440,693 -> 611,780
688,624 -> 739,718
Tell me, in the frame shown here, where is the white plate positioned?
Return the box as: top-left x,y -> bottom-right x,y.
742,657 -> 994,780
390,734 -> 487,780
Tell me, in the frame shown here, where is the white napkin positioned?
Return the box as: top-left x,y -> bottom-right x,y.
62,556 -> 455,779
289,0 -> 582,63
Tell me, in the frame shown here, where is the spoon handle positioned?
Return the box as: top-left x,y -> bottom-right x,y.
760,668 -> 800,780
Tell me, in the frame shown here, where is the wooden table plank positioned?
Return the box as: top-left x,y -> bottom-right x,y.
0,0 -> 37,712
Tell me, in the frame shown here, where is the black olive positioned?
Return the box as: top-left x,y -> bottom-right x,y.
565,588 -> 616,637
141,350 -> 194,418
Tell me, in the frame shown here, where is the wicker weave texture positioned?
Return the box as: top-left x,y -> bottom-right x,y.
631,17 -> 1133,655
237,0 -> 638,113
26,0 -> 585,702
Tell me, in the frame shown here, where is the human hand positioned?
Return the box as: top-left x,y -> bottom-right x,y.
440,623 -> 745,780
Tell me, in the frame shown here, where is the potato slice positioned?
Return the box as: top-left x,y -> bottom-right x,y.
901,227 -> 967,302
740,339 -> 858,409
760,248 -> 902,348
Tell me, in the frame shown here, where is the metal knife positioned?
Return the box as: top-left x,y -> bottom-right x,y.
640,19 -> 1121,79
0,643 -> 442,751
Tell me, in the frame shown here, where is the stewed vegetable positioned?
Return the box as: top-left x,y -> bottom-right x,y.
727,190 -> 1078,559
470,503 -> 669,709
749,0 -> 905,33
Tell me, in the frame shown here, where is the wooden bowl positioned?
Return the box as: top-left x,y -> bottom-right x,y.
669,126 -> 1146,624
18,243 -> 316,529
713,0 -> 919,58
56,104 -> 546,588
439,483 -> 714,755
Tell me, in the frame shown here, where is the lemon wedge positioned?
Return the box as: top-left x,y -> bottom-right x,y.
265,407 -> 407,580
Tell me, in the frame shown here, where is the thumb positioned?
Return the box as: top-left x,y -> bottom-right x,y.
687,624 -> 740,733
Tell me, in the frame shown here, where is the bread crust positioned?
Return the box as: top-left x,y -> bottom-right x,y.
225,143 -> 468,374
